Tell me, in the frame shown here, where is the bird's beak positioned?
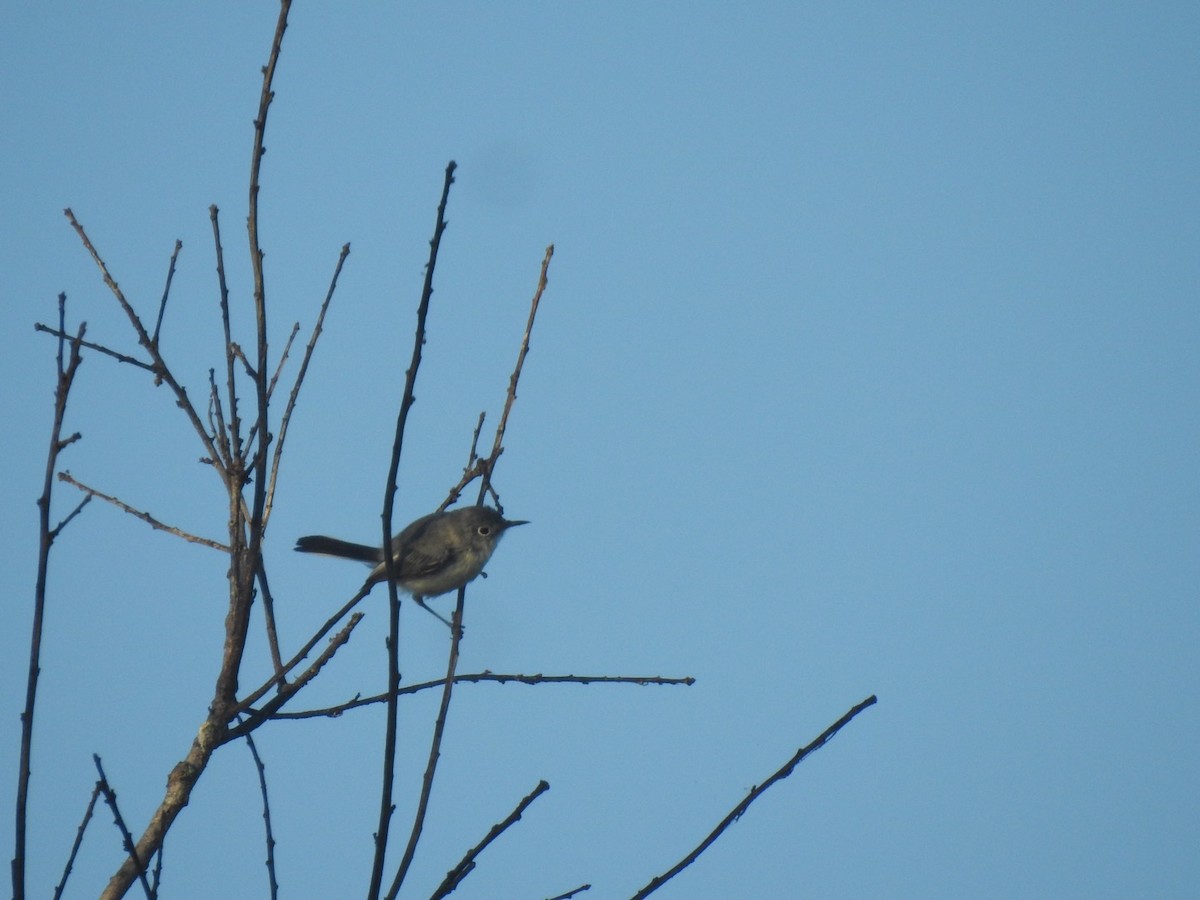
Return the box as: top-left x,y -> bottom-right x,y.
503,519 -> 530,529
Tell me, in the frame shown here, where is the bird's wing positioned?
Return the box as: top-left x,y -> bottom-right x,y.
397,540 -> 459,580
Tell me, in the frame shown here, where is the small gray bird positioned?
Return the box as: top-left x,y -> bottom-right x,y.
295,506 -> 528,627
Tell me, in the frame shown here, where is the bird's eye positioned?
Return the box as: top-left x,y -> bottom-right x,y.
477,525 -> 492,536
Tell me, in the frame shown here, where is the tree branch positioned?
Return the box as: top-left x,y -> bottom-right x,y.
15,297 -> 86,900
632,694 -> 879,898
56,472 -> 229,551
366,159 -> 457,900
241,728 -> 279,900
385,591 -> 468,899
429,780 -> 550,899
261,672 -> 696,721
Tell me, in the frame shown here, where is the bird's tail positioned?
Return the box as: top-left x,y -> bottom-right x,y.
294,536 -> 382,563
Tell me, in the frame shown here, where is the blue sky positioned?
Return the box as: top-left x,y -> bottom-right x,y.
2,3 -> 1197,898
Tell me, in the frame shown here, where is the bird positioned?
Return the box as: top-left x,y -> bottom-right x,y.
294,506 -> 527,627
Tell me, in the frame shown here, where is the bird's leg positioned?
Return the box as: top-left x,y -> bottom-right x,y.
412,595 -> 454,631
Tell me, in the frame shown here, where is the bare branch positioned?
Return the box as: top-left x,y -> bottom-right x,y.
230,580 -> 373,719
478,244 -> 553,505
15,302 -> 85,900
49,493 -> 92,542
224,612 -> 365,742
429,780 -> 550,899
545,884 -> 592,900
33,324 -> 156,371
264,243 -> 351,524
368,159 -> 457,900
52,782 -> 102,900
150,239 -> 183,349
97,5 -> 293,896
255,559 -> 285,678
263,672 -> 696,721
385,591 -> 468,899
56,471 -> 229,551
93,755 -> 154,900
63,208 -> 229,487
207,369 -> 231,468
439,245 -> 554,513
631,694 -> 879,899
240,728 -> 279,900
265,321 -> 300,404
437,412 -> 488,512
209,205 -> 243,465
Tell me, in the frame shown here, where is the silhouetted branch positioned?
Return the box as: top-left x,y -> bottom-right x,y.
150,240 -> 183,349
97,6 -> 294,897
230,582 -> 373,720
15,297 -> 85,900
263,673 -> 696,721
242,728 -> 279,900
386,591 -> 468,899
49,493 -> 91,542
64,209 -> 229,488
209,205 -> 242,465
265,242 -> 350,523
429,780 -> 550,899
33,323 -> 155,371
52,782 -> 102,900
224,612 -> 365,742
438,245 -> 553,514
631,694 -> 879,898
480,244 -> 553,502
255,559 -> 285,677
56,472 -> 229,551
366,159 -> 457,900
545,884 -> 591,900
93,755 -> 153,900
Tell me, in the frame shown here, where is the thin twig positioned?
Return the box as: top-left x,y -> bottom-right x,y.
56,471 -> 229,551
385,591 -> 467,899
150,239 -> 183,350
631,694 -> 879,899
255,558 -> 285,678
429,780 -> 550,899
16,300 -> 84,900
64,208 -> 229,487
149,842 -> 163,899
438,412 -> 489,512
265,321 -> 300,403
209,205 -> 243,469
93,755 -> 154,900
467,411 -> 486,468
49,492 -> 91,542
207,368 -> 231,469
545,885 -> 592,900
52,782 -> 102,900
264,243 -> 350,524
367,160 -> 457,900
478,244 -> 553,504
263,673 -> 696,720
33,324 -> 156,371
439,244 -> 554,513
224,612 -> 364,742
230,581 -> 373,720
241,726 -> 279,900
